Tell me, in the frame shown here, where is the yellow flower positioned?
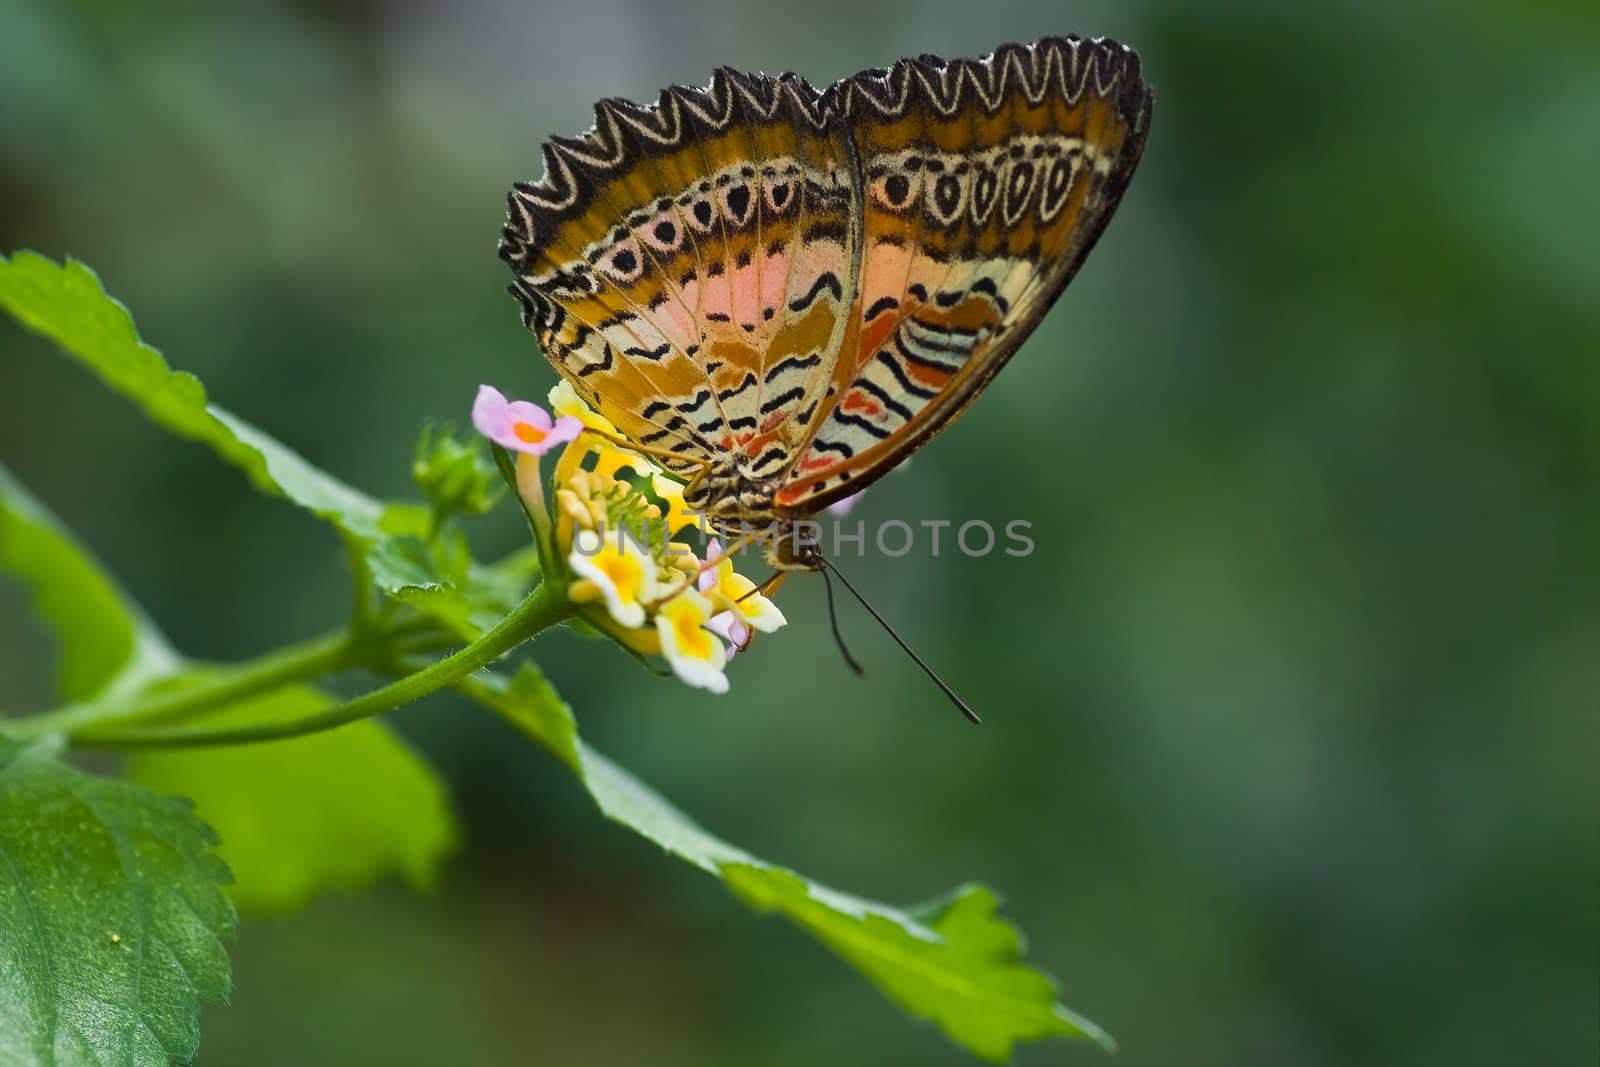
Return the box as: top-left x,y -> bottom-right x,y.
549,380 -> 659,481
651,472 -> 704,536
548,379 -> 618,437
595,443 -> 660,481
476,380 -> 785,697
654,589 -> 729,694
657,541 -> 701,587
699,540 -> 786,634
556,469 -> 610,534
567,526 -> 658,629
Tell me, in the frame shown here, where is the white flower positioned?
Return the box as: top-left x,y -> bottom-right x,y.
654,589 -> 729,694
651,472 -> 704,535
567,526 -> 658,629
707,610 -> 751,658
548,379 -> 618,436
698,539 -> 786,634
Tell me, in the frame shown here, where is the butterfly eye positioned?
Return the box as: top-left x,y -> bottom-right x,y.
879,173 -> 913,209
929,173 -> 966,225
970,166 -> 1000,222
640,213 -> 683,254
600,238 -> 645,283
686,198 -> 716,232
765,180 -> 793,213
1002,160 -> 1035,223
1038,154 -> 1080,221
721,183 -> 753,226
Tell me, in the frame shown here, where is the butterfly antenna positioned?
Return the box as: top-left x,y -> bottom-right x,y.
817,556 -> 982,725
818,563 -> 866,676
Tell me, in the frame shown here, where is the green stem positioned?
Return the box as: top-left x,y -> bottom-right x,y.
8,629 -> 355,741
73,580 -> 574,750
342,533 -> 380,634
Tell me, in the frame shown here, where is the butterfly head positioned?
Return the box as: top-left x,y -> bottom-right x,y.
769,519 -> 824,572
681,461 -> 823,571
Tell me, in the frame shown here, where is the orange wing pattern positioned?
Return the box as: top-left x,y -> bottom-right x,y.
500,72 -> 858,479
775,38 -> 1152,509
501,36 -> 1151,516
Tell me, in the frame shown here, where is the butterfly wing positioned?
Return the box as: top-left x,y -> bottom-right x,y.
774,36 -> 1153,509
499,71 -> 858,478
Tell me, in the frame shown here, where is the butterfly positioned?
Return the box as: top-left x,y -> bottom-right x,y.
499,34 -> 1152,572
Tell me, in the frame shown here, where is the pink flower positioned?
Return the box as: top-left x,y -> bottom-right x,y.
697,538 -> 730,592
827,489 -> 866,516
472,384 -> 582,456
698,539 -> 770,657
707,610 -> 751,656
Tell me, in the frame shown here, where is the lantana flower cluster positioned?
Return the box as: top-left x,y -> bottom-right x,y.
473,382 -> 784,693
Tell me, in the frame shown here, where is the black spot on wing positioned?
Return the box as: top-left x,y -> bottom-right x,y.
865,295 -> 899,320
759,387 -> 807,415
763,353 -> 823,383
855,378 -> 913,422
970,276 -> 1010,313
717,373 -> 757,403
874,349 -> 939,399
893,334 -> 963,374
623,341 -> 672,361
831,409 -> 892,440
750,445 -> 789,472
788,272 -> 844,314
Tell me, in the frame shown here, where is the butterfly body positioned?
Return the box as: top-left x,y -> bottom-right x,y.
502,35 -> 1152,569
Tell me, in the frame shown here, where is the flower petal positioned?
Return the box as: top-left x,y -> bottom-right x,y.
568,527 -> 655,629
826,489 -> 865,516
732,590 -> 786,633
546,415 -> 584,448
549,379 -> 619,436
473,386 -> 572,456
595,442 -> 660,479
655,589 -> 729,694
505,401 -> 553,434
471,384 -> 510,438
698,538 -> 725,593
701,551 -> 785,634
652,473 -> 702,536
707,610 -> 751,657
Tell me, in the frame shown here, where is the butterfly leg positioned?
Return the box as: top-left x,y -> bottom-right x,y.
579,427 -> 715,474
641,529 -> 764,611
754,570 -> 789,600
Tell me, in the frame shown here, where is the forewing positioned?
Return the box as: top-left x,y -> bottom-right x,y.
776,36 -> 1153,508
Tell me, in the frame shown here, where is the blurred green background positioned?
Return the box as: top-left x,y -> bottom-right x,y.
2,1 -> 1596,1064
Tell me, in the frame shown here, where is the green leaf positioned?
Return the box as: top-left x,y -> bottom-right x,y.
365,535 -> 523,640
725,870 -> 1108,1061
464,666 -> 1111,1061
0,463 -> 458,915
128,684 -> 458,916
0,251 -> 520,639
0,463 -> 180,705
368,512 -> 534,640
0,736 -> 235,1067
412,423 -> 504,520
467,664 -> 582,775
365,534 -> 480,638
0,251 -> 384,541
